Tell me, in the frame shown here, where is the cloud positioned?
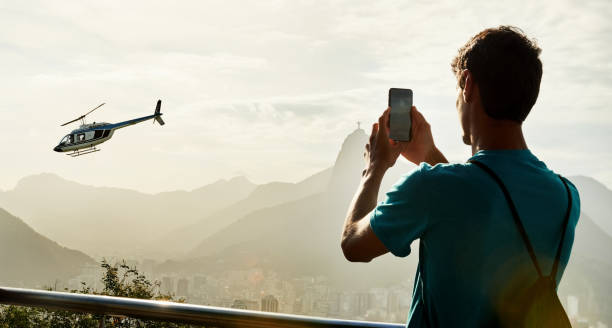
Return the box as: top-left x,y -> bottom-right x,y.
0,0 -> 610,192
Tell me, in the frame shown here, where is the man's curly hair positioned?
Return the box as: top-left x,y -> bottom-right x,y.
451,26 -> 542,123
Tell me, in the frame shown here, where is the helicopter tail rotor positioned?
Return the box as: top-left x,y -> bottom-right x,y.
153,100 -> 165,125
155,100 -> 161,115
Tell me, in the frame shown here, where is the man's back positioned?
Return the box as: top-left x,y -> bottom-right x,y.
369,149 -> 581,327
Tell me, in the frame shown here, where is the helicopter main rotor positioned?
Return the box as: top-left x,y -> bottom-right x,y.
61,103 -> 105,126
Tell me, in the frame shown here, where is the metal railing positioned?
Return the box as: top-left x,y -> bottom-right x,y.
0,287 -> 405,328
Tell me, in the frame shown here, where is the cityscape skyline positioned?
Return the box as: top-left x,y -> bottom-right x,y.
56,258 -> 605,326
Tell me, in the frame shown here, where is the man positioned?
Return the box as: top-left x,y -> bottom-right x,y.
340,26 -> 581,326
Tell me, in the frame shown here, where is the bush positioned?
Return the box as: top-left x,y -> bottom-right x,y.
0,259 -> 200,328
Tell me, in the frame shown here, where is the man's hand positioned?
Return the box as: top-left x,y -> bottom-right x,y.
364,106 -> 447,173
363,107 -> 405,176
399,106 -> 448,166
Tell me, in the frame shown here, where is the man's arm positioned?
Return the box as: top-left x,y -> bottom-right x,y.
341,167 -> 388,262
340,106 -> 447,263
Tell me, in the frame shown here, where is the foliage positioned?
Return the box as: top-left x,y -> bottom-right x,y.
0,260 -> 199,328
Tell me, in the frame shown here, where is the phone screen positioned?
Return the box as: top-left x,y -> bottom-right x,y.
388,88 -> 413,141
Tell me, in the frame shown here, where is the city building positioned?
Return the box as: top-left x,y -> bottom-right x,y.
231,299 -> 259,310
261,295 -> 279,312
177,278 -> 189,297
161,276 -> 175,295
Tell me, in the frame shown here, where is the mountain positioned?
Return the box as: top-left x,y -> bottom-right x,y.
568,175 -> 612,236
164,167 -> 333,256
157,192 -> 419,289
160,128 -> 418,287
186,128 -> 413,258
326,127 -> 413,202
0,174 -> 256,257
0,207 -> 94,287
328,128 -> 370,195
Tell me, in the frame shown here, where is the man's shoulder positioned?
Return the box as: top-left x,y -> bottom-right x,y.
560,176 -> 581,216
392,162 -> 474,191
413,161 -> 473,180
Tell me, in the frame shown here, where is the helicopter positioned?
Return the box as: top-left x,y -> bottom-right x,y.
54,100 -> 165,157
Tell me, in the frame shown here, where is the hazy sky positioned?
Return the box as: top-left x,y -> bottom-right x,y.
1,0 -> 610,193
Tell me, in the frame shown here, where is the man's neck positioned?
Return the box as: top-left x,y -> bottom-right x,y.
470,120 -> 528,155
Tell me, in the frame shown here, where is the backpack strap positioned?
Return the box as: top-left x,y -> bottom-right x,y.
469,159 -> 543,277
469,159 -> 573,283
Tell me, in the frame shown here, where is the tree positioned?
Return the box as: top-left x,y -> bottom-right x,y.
0,260 -> 200,328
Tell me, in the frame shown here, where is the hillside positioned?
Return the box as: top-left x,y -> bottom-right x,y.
164,167 -> 333,255
187,128 -> 411,259
0,174 -> 256,257
569,175 -> 612,236
0,208 -> 94,287
164,190 -> 419,288
159,128 -> 418,286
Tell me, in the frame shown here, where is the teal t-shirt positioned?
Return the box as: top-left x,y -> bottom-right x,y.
369,149 -> 580,327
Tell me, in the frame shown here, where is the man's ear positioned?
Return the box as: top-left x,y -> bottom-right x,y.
462,70 -> 473,103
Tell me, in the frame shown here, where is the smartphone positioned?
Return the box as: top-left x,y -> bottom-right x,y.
388,88 -> 413,141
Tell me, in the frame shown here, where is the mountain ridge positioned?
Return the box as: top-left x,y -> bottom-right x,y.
0,207 -> 94,288
0,172 -> 257,258
568,175 -> 612,237
14,172 -> 254,196
163,166 -> 334,257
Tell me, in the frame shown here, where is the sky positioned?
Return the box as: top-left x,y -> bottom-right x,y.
0,0 -> 610,193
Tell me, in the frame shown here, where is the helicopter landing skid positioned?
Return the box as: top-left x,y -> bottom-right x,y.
67,147 -> 100,157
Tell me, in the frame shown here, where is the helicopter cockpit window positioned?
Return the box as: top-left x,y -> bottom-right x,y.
77,133 -> 85,142
60,135 -> 73,145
